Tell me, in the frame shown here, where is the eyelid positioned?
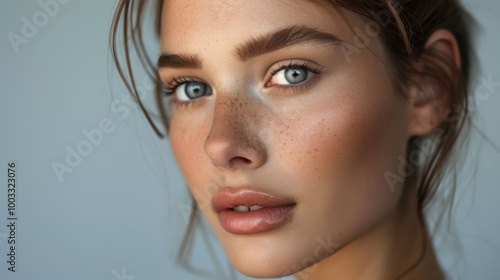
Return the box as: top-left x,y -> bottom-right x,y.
265,60 -> 323,88
269,60 -> 322,76
162,76 -> 196,94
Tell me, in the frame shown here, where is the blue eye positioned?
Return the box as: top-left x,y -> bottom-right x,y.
283,68 -> 308,84
269,63 -> 320,87
174,81 -> 212,101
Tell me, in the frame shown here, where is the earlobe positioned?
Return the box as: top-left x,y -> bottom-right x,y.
407,83 -> 450,137
407,29 -> 461,138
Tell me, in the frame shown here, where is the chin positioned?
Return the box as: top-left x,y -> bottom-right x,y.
218,233 -> 339,279
230,257 -> 298,279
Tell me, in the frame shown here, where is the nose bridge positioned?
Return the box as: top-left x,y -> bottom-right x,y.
204,90 -> 267,170
212,92 -> 251,137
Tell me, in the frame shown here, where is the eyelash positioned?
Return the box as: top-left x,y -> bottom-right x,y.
163,76 -> 194,95
270,61 -> 321,76
161,61 -> 323,104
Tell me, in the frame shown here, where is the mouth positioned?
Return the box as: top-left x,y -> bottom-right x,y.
212,188 -> 296,235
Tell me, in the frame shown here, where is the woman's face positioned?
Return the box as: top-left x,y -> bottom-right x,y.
160,0 -> 411,277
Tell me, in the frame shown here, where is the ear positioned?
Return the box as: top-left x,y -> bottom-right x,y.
407,29 -> 461,137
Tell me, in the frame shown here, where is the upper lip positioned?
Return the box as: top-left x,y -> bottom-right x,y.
211,187 -> 296,212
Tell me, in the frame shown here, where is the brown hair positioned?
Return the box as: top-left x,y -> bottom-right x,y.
110,0 -> 476,277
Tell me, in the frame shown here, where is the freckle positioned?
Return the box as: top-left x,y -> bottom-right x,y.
314,149 -> 319,152
280,130 -> 283,134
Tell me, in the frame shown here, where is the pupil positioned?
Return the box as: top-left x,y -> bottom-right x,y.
186,82 -> 206,99
285,68 -> 308,84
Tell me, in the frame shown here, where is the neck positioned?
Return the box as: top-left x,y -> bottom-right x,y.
296,186 -> 444,280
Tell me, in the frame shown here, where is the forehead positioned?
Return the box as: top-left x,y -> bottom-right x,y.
160,0 -> 352,51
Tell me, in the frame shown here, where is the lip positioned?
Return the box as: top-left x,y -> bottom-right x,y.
212,188 -> 296,235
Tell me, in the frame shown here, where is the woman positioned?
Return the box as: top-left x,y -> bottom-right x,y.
111,0 -> 476,279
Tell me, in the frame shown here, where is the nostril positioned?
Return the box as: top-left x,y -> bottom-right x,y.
229,156 -> 252,167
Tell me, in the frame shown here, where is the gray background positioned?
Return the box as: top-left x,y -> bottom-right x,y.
0,1 -> 499,279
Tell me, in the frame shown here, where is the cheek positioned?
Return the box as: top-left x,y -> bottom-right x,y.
169,114 -> 211,190
275,86 -> 402,182
271,81 -> 409,242
169,115 -> 228,219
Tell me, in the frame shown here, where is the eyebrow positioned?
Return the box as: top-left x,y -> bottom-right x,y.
157,25 -> 342,69
157,54 -> 202,69
235,25 -> 343,61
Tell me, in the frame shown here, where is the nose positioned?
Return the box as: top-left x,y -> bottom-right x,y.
204,95 -> 267,170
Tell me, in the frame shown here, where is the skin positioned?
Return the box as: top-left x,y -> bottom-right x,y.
158,1 -> 459,279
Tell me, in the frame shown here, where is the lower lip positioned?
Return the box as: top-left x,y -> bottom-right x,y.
217,205 -> 295,234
